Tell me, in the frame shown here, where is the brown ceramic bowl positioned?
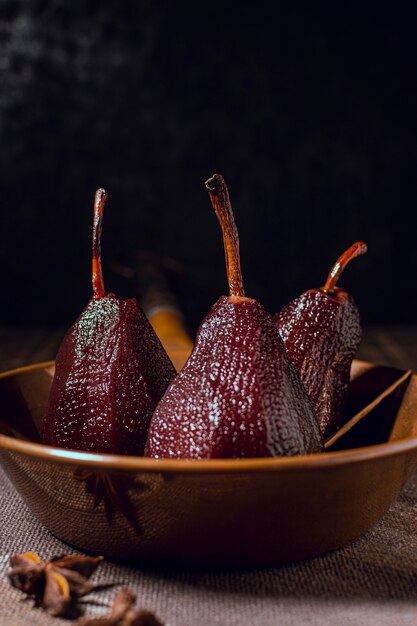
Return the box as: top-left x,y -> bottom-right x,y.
0,360 -> 416,567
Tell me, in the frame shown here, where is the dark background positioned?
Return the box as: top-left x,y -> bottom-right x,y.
1,2 -> 416,332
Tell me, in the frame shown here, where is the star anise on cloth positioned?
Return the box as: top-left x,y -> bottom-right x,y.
8,552 -> 108,618
77,588 -> 165,626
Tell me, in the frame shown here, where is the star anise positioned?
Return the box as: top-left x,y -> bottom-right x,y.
73,469 -> 150,535
8,552 -> 104,618
77,588 -> 165,626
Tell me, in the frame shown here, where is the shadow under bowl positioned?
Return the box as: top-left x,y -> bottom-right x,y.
0,360 -> 417,567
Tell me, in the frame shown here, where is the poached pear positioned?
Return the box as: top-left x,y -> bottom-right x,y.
275,241 -> 367,439
42,189 -> 176,454
145,174 -> 322,459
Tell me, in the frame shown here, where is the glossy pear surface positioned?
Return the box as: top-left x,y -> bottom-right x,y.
43,294 -> 176,454
275,287 -> 361,438
145,296 -> 322,459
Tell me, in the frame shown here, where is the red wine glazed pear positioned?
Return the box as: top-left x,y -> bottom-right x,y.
42,189 -> 176,454
145,174 -> 322,459
275,242 -> 367,439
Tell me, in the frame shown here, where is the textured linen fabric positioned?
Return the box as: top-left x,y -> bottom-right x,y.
1,460 -> 417,625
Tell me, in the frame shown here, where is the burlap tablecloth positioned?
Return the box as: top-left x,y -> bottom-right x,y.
1,327 -> 417,625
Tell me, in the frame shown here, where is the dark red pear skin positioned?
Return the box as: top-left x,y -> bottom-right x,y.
274,287 -> 361,439
42,294 -> 176,455
145,296 -> 322,459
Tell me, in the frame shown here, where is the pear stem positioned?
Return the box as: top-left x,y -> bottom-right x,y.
92,188 -> 108,299
205,173 -> 245,298
322,241 -> 367,294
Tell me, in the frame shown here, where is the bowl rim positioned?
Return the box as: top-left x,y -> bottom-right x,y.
1,360 -> 417,473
